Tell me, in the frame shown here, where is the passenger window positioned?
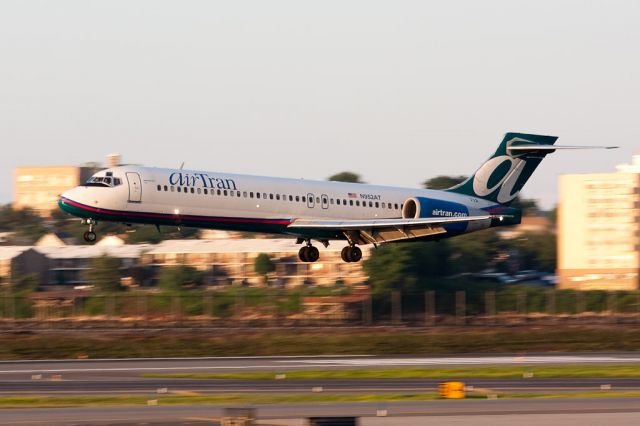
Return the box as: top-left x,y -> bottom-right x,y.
289,195 -> 293,201
295,196 -> 299,202
204,189 -> 208,195
349,200 -> 353,206
164,185 -> 168,191
250,192 -> 254,198
302,196 -> 306,202
170,186 -> 175,192
156,185 -> 161,191
256,192 -> 260,199
276,194 -> 280,200
217,189 -> 221,195
224,190 -> 228,196
191,188 -> 195,194
197,188 -> 201,194
316,197 -> 320,203
356,201 -> 360,206
243,191 -> 248,197
270,194 -> 274,200
263,193 -> 267,199
369,201 -> 373,207
330,199 -> 334,204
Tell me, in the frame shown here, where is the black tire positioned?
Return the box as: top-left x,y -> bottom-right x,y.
298,246 -> 309,262
349,246 -> 362,262
307,246 -> 320,262
83,231 -> 97,243
341,246 -> 352,263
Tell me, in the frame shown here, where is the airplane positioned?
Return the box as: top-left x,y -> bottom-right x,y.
58,133 -> 615,263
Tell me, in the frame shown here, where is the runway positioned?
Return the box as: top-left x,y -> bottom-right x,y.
1,399 -> 640,425
1,353 -> 640,377
0,377 -> 639,396
1,354 -> 639,424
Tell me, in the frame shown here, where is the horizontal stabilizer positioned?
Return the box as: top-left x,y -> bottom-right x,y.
508,145 -> 618,151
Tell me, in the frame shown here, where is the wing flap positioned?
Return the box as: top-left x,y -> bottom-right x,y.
288,215 -> 501,244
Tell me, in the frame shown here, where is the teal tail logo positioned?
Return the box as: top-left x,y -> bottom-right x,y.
446,133 -> 558,205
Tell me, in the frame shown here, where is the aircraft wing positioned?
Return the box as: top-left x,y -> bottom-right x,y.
288,214 -> 502,244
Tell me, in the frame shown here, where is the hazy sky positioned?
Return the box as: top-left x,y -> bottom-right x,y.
1,0 -> 638,209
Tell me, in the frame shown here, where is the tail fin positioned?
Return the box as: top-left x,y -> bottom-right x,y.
446,132 -> 558,205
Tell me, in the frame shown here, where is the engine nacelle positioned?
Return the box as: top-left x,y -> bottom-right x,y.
402,196 -> 479,234
402,197 -> 469,219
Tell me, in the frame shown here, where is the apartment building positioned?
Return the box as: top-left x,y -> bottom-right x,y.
558,155 -> 640,290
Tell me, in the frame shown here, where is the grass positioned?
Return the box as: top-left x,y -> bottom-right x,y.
141,365 -> 640,380
2,391 -> 640,408
4,325 -> 640,359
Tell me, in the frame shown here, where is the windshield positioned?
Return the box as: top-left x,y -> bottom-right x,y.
85,176 -> 122,188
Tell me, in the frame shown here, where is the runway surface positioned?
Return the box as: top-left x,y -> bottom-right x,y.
1,354 -> 639,424
0,377 -> 639,395
1,353 -> 640,377
1,398 -> 640,425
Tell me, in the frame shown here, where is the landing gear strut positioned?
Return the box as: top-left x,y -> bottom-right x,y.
298,240 -> 320,263
341,245 -> 362,263
83,219 -> 97,243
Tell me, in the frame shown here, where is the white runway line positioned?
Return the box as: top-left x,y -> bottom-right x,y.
276,355 -> 640,366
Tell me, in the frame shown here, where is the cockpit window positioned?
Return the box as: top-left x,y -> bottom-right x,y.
85,175 -> 122,188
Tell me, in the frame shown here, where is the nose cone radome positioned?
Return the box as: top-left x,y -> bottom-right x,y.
58,187 -> 91,218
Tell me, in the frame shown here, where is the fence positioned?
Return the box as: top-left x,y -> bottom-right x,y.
1,289 -> 640,328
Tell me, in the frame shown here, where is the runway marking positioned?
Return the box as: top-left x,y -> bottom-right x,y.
277,356 -> 640,367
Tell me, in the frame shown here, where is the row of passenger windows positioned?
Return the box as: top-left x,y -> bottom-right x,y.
156,185 -> 402,210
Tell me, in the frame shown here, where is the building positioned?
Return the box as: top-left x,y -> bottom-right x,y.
13,166 -> 99,217
0,247 -> 49,288
558,155 -> 640,290
143,239 -> 370,287
35,245 -> 150,289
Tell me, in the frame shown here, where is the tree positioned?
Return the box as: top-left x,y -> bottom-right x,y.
254,253 -> 276,284
0,205 -> 48,244
364,241 -> 453,296
327,172 -> 364,183
510,231 -> 557,272
87,255 -> 122,293
158,265 -> 204,292
422,175 -> 466,190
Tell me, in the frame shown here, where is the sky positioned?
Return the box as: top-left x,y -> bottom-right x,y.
1,0 -> 639,209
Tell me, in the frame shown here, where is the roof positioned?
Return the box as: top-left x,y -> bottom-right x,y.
0,246 -> 33,260
145,238 -> 370,255
35,244 -> 151,259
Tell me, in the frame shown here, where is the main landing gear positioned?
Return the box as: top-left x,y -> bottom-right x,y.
83,219 -> 97,243
341,245 -> 362,263
298,242 -> 320,263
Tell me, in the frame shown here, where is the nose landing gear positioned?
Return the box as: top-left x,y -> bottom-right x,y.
83,219 -> 97,243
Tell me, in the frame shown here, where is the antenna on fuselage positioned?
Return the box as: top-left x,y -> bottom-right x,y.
179,162 -> 185,170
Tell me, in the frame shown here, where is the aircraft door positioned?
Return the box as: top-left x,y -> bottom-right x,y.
321,194 -> 329,209
126,172 -> 142,203
307,193 -> 315,208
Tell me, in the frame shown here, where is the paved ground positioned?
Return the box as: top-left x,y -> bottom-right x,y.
0,377 -> 638,395
1,353 -> 640,378
1,355 -> 640,424
1,398 -> 640,425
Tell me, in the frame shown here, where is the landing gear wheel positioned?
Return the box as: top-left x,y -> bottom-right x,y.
83,231 -> 97,243
349,246 -> 362,262
341,246 -> 362,263
299,246 -> 320,263
306,246 -> 320,262
341,246 -> 352,262
298,246 -> 309,262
